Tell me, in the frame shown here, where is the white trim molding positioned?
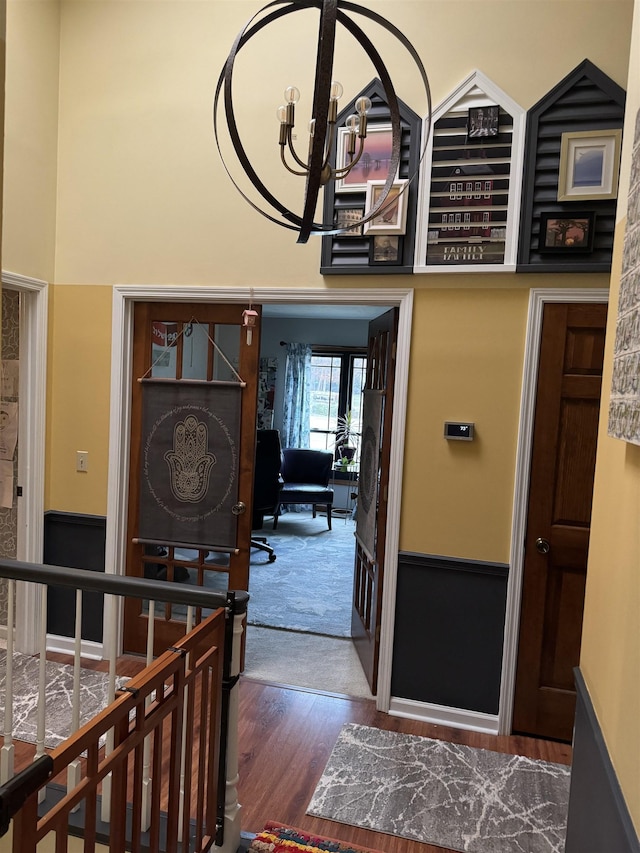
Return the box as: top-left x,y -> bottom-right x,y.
2,271 -> 48,655
498,287 -> 609,735
105,285 -> 413,714
389,697 -> 499,736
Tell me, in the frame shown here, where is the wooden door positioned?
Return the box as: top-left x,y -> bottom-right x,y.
352,308 -> 398,694
123,302 -> 260,655
513,302 -> 607,742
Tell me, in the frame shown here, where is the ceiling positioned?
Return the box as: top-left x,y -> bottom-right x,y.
261,303 -> 389,320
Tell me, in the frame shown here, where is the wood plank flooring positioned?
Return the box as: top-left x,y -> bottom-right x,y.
237,677 -> 572,853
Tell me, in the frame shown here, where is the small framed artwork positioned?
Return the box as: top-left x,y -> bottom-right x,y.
363,180 -> 408,235
538,211 -> 595,253
336,124 -> 396,192
557,129 -> 622,201
334,207 -> 364,236
369,235 -> 402,264
467,105 -> 500,140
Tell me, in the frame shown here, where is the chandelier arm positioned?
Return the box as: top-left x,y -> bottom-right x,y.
298,0 -> 338,243
285,128 -> 312,172
281,146 -> 310,177
333,135 -> 365,178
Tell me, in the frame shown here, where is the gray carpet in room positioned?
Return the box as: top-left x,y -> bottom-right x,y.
248,511 -> 356,638
307,723 -> 571,853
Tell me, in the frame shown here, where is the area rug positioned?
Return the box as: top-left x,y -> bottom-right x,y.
0,651 -> 127,750
307,723 -> 571,853
247,821 -> 386,853
248,512 -> 356,637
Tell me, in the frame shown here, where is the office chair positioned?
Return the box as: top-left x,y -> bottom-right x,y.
251,429 -> 283,562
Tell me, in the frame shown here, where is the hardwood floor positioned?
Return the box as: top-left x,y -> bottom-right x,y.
237,677 -> 572,853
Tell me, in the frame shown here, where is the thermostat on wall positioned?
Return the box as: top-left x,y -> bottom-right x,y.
444,422 -> 475,441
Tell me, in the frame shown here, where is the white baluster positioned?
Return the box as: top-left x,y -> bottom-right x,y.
1,580 -> 15,783
215,610 -> 244,853
36,586 -> 47,804
177,606 -> 194,832
140,599 -> 156,832
100,592 -> 120,825
67,589 -> 83,810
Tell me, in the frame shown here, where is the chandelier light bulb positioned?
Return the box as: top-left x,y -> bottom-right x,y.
330,80 -> 344,100
345,113 -> 359,132
285,86 -> 300,105
356,96 -> 371,115
276,105 -> 287,123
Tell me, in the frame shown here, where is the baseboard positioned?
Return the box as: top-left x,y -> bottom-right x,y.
46,633 -> 104,661
565,668 -> 640,853
389,697 -> 500,735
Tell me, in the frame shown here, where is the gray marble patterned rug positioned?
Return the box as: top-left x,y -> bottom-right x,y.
307,723 -> 571,853
0,651 -> 126,750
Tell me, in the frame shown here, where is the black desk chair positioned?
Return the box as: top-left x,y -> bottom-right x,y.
251,429 -> 283,562
274,448 -> 334,530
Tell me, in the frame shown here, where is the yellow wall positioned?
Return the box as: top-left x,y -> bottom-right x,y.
580,0 -> 640,834
2,0 -> 59,282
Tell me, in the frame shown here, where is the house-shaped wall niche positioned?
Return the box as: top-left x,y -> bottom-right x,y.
517,59 -> 626,272
320,78 -> 421,275
414,71 -> 525,274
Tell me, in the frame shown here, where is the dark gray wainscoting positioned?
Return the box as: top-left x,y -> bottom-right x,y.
565,668 -> 640,853
391,552 -> 508,715
44,511 -> 107,642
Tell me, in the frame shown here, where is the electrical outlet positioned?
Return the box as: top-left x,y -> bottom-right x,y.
76,451 -> 89,472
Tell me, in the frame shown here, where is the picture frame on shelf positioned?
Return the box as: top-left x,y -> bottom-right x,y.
369,235 -> 402,264
467,105 -> 500,140
335,124 -> 395,192
538,211 -> 595,253
557,129 -> 622,201
334,207 -> 365,236
363,179 -> 408,235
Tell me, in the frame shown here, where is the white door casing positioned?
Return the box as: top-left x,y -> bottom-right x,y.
105,285 -> 414,713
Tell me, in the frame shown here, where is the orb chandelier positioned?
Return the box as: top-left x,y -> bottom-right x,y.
214,0 -> 431,244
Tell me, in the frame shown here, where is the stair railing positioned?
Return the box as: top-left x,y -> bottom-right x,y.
0,558 -> 247,853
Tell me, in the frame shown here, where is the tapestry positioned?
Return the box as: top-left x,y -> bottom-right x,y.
139,380 -> 241,549
609,107 -> 640,443
356,390 -> 382,562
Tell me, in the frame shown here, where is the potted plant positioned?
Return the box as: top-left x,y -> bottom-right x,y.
335,410 -> 359,469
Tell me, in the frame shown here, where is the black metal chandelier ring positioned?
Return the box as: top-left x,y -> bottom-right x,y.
213,0 -> 431,244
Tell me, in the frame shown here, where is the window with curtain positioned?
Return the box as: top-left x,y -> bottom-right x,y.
308,349 -> 367,455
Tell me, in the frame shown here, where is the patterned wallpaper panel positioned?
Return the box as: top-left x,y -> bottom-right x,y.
0,288 -> 20,626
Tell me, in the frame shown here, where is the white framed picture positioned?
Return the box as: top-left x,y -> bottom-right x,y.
363,179 -> 408,235
557,128 -> 622,201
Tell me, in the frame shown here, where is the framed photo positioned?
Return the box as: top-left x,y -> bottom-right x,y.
538,211 -> 595,253
334,206 -> 364,237
369,235 -> 402,264
363,180 -> 408,235
557,129 -> 622,201
336,124 -> 396,192
467,105 -> 500,140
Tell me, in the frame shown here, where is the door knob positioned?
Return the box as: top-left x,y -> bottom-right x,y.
231,502 -> 246,516
535,537 -> 550,555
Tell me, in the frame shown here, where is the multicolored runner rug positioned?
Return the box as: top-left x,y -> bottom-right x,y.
247,822 -> 386,853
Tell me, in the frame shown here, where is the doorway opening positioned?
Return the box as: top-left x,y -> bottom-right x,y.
106,286 -> 413,714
